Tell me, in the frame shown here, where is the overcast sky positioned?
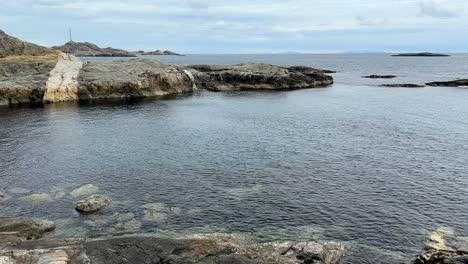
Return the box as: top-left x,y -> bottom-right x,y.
0,0 -> 466,53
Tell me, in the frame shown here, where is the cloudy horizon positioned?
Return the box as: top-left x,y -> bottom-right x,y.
1,0 -> 466,54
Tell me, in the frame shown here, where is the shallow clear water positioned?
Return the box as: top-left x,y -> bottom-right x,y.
1,54 -> 468,263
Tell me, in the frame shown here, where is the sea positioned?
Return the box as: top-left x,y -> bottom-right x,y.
1,54 -> 468,263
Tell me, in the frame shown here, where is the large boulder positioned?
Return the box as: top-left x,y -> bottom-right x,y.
187,63 -> 333,91
77,59 -> 198,100
75,195 -> 112,213
0,217 -> 55,243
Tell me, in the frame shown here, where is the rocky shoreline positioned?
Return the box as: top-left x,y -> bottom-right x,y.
0,30 -> 334,106
0,217 -> 345,264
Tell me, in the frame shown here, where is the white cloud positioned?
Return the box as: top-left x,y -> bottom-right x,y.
419,0 -> 461,18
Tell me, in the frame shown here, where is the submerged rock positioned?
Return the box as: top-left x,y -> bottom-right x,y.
75,195 -> 112,213
70,184 -> 99,197
8,187 -> 31,195
0,217 -> 55,243
187,63 -> 334,91
0,192 -> 9,202
363,75 -> 397,79
19,193 -> 52,202
426,79 -> 468,87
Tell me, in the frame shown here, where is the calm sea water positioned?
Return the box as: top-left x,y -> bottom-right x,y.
1,54 -> 468,263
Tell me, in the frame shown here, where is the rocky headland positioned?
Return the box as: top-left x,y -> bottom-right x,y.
0,30 -> 334,106
52,41 -> 136,57
392,52 -> 450,57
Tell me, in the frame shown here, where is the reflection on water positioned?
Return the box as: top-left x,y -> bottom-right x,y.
1,55 -> 468,263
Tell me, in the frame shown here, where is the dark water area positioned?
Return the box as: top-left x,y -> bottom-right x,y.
1,54 -> 468,263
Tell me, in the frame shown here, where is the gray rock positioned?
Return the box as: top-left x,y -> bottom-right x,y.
188,63 -> 334,91
0,192 -> 8,202
75,195 -> 112,213
77,59 -> 198,100
0,217 -> 55,243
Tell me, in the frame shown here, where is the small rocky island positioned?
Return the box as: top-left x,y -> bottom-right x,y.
426,79 -> 468,87
0,30 -> 334,106
53,41 -> 181,57
392,52 -> 450,57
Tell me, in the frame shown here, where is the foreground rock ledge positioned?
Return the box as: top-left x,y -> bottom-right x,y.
0,234 -> 344,264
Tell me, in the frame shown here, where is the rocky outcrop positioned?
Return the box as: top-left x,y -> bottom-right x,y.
0,32 -> 334,106
0,218 -> 55,243
77,59 -> 198,99
187,64 -> 333,91
132,50 -> 182,56
52,41 -> 136,57
75,195 -> 112,213
0,233 -> 344,264
0,30 -> 52,58
363,75 -> 397,79
380,84 -> 425,88
392,52 -> 450,57
414,228 -> 468,264
426,79 -> 468,87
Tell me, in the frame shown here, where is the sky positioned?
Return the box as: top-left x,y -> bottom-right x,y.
0,0 -> 467,54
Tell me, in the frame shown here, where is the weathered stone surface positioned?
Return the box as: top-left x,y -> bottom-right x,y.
188,63 -> 333,91
0,192 -> 8,202
0,218 -> 55,243
53,41 -> 135,57
363,75 -> 397,79
43,53 -> 83,103
380,84 -> 425,88
75,195 -> 112,213
414,228 -> 468,264
426,79 -> 468,87
77,59 -> 198,100
0,234 -> 344,264
392,52 -> 450,57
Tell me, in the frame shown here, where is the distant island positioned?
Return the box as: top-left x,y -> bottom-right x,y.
392,52 -> 450,57
52,41 -> 181,57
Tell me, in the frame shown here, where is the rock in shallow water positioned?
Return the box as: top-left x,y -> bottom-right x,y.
0,217 -> 55,243
70,184 -> 99,197
75,195 -> 112,213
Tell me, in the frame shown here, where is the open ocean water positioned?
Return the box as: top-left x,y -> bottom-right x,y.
1,54 -> 468,263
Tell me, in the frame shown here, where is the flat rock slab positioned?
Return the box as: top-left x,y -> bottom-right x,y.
0,218 -> 55,243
